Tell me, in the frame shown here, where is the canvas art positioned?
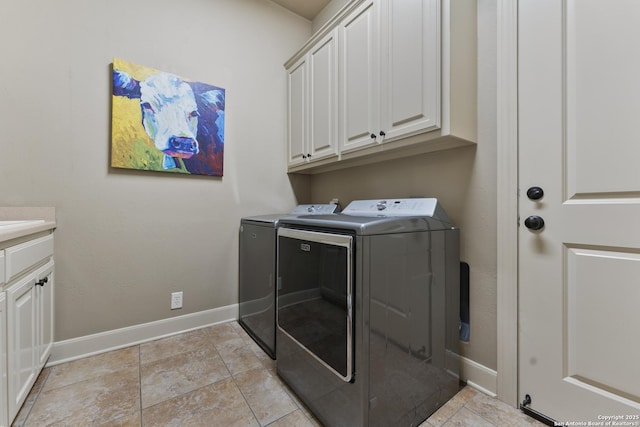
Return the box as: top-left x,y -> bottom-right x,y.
111,58 -> 225,176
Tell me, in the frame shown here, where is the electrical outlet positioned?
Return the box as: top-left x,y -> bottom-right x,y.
171,291 -> 183,309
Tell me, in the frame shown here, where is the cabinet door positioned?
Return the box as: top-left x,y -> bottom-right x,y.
6,274 -> 37,421
0,293 -> 7,427
339,0 -> 379,154
379,0 -> 440,141
308,29 -> 339,162
287,56 -> 308,166
35,261 -> 54,368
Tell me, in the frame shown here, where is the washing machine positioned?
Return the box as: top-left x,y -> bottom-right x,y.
238,204 -> 339,359
276,198 -> 461,426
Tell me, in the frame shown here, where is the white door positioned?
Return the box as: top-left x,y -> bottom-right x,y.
518,0 -> 640,422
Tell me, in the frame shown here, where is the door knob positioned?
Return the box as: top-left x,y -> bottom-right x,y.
526,186 -> 544,200
524,215 -> 545,231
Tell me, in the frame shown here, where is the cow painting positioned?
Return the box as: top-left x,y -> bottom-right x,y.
111,58 -> 225,176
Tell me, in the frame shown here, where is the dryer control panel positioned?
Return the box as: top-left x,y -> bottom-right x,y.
290,204 -> 339,215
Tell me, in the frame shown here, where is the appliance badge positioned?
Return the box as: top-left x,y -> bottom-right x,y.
300,243 -> 311,252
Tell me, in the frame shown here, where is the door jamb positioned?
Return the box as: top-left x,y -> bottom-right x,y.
496,0 -> 519,407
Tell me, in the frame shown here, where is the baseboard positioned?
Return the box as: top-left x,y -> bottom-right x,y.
448,351 -> 498,397
49,304 -> 499,399
48,304 -> 238,366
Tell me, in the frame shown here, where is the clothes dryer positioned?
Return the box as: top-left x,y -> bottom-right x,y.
238,204 -> 338,358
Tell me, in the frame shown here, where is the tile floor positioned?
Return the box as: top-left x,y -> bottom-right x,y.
12,321 -> 545,427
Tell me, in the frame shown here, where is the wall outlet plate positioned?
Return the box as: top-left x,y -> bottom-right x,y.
171,291 -> 183,309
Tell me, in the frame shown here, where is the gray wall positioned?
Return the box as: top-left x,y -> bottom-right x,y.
0,0 -> 311,341
309,0 -> 498,371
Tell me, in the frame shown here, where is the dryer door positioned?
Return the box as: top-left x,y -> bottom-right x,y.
277,227 -> 354,381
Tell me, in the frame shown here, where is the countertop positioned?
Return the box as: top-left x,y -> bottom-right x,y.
0,207 -> 56,244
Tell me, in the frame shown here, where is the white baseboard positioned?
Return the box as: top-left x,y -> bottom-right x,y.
455,352 -> 498,397
48,304 -> 238,366
49,304 -> 499,399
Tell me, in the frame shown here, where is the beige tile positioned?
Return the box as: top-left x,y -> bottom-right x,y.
142,377 -> 259,427
235,324 -> 266,348
24,366 -> 140,426
44,346 -> 139,392
442,407 -> 494,427
246,339 -> 276,370
427,386 -> 479,426
141,346 -> 230,408
218,343 -> 264,376
229,321 -> 256,345
464,390 -> 546,426
235,367 -> 298,426
140,329 -> 211,364
206,321 -> 244,347
267,409 -> 316,427
97,411 -> 142,427
229,320 -> 246,334
275,376 -> 322,427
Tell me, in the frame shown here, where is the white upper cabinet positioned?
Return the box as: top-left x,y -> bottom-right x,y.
287,29 -> 339,168
285,0 -> 476,173
339,0 -> 379,154
378,0 -> 440,142
287,56 -> 307,166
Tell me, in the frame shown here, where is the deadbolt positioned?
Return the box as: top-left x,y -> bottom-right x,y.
526,186 -> 544,200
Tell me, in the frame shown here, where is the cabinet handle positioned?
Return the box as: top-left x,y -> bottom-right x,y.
379,131 -> 386,137
307,153 -> 312,158
370,133 -> 376,140
302,154 -> 307,159
36,277 -> 49,286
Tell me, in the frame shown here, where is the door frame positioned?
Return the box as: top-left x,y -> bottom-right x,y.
496,0 -> 519,407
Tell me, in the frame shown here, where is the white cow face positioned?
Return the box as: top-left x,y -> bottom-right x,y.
139,73 -> 199,159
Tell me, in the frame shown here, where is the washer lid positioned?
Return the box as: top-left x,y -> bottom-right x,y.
342,198 -> 449,222
278,198 -> 454,235
290,204 -> 340,215
240,204 -> 339,226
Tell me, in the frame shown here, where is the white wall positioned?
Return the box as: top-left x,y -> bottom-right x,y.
0,0 -> 311,341
308,0 -> 498,373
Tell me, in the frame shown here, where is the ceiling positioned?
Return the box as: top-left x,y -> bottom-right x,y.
270,0 -> 332,20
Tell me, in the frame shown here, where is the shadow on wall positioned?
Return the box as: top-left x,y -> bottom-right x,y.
288,173 -> 313,204
305,145 -> 479,224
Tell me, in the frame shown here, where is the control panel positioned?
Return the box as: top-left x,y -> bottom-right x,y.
341,198 -> 449,222
290,204 -> 340,215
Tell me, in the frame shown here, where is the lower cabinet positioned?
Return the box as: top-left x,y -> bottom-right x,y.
36,262 -> 54,369
0,293 -> 7,427
6,273 -> 37,421
1,234 -> 54,426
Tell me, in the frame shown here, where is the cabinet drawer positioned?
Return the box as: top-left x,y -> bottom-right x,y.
5,235 -> 53,283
